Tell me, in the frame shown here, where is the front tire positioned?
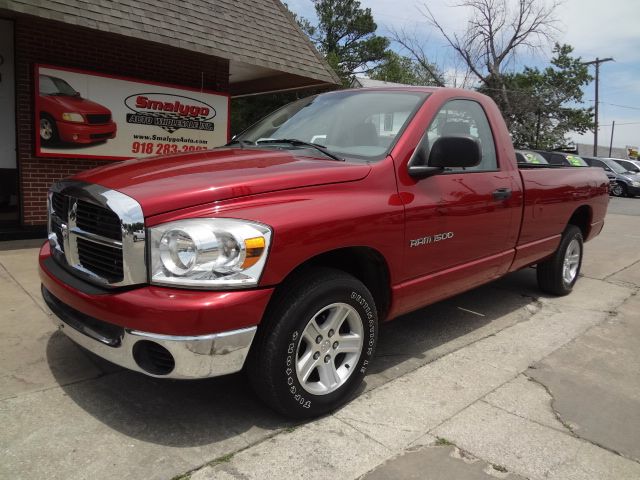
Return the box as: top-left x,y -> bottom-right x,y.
40,114 -> 59,146
611,182 -> 626,197
537,225 -> 583,296
247,268 -> 378,418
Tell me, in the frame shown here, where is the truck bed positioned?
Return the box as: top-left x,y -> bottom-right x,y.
509,166 -> 609,271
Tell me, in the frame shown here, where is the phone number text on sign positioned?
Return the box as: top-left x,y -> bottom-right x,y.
131,141 -> 208,155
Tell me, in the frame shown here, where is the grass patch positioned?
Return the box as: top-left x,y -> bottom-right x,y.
435,437 -> 454,446
170,474 -> 190,480
208,452 -> 234,466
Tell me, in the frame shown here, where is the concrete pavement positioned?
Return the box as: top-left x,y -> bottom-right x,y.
1,197 -> 639,480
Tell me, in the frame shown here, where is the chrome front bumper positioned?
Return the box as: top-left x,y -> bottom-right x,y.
43,287 -> 257,379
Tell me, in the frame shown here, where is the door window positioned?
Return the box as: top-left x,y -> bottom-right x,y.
427,99 -> 497,171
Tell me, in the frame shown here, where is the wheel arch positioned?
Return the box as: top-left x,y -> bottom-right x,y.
567,205 -> 592,239
272,246 -> 392,322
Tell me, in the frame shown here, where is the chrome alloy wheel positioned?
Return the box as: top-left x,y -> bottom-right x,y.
611,183 -> 624,197
40,118 -> 54,140
562,238 -> 581,284
295,302 -> 364,395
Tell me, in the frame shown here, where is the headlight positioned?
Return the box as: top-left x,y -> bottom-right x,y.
62,112 -> 84,123
149,218 -> 272,289
632,181 -> 640,187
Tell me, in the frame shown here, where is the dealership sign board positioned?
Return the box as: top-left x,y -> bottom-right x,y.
35,65 -> 229,160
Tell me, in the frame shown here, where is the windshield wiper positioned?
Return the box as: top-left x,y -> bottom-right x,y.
226,139 -> 255,149
257,139 -> 344,161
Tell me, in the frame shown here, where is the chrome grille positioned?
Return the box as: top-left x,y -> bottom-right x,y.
51,192 -> 68,221
76,199 -> 122,240
50,192 -> 69,252
77,237 -> 124,282
47,181 -> 146,288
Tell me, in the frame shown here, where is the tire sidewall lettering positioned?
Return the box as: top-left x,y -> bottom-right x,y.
285,332 -> 312,408
282,288 -> 377,410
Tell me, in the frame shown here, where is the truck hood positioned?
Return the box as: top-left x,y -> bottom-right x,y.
74,148 -> 371,216
42,95 -> 111,115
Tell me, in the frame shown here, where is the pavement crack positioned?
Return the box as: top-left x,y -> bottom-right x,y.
335,416 -> 394,451
478,398 -> 569,437
603,258 -> 640,281
523,373 -> 635,463
336,414 -> 421,434
521,373 -> 577,434
0,261 -> 49,315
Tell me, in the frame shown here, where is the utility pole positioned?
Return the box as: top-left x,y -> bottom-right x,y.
609,120 -> 615,157
582,57 -> 614,156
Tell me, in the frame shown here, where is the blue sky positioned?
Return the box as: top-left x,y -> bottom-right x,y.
286,0 -> 640,149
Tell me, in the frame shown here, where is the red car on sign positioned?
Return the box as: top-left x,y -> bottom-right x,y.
38,74 -> 117,146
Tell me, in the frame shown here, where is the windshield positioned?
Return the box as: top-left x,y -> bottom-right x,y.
234,90 -> 428,161
39,75 -> 79,96
614,160 -> 639,173
606,160 -> 627,174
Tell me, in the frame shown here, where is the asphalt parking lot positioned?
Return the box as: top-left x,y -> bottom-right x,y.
1,197 -> 639,480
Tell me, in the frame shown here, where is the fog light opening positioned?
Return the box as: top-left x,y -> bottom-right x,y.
132,340 -> 175,375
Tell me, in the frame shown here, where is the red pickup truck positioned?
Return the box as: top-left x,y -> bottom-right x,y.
38,74 -> 117,146
40,87 -> 609,418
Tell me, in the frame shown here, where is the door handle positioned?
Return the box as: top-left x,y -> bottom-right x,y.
492,188 -> 512,200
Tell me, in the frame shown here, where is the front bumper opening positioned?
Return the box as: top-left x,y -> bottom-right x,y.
132,340 -> 175,375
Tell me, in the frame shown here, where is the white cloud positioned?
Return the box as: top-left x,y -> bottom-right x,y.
555,0 -> 640,62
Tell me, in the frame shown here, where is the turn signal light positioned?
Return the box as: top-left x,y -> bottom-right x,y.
242,237 -> 266,268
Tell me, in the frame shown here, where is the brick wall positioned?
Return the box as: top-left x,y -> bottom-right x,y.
14,16 -> 230,226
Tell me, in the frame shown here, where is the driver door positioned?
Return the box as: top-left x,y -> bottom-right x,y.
397,99 -> 521,310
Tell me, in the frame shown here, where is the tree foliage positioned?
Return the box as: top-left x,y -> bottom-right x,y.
370,49 -> 444,86
301,0 -> 389,85
483,44 -> 593,149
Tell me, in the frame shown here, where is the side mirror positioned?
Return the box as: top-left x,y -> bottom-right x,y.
407,145 -> 442,178
429,135 -> 481,169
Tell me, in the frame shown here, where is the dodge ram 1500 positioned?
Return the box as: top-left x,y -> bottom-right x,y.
40,87 -> 609,418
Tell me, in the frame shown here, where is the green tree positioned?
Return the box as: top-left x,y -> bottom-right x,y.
301,0 -> 389,85
490,44 -> 593,149
369,51 -> 444,86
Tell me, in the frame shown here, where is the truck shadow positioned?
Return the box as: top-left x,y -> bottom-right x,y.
46,267 -> 547,448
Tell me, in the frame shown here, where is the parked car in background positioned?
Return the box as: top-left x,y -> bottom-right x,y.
609,157 -> 640,174
583,156 -> 640,197
515,150 -> 549,165
535,151 -> 589,167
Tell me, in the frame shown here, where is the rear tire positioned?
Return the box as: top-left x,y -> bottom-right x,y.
537,225 -> 583,296
247,268 -> 378,419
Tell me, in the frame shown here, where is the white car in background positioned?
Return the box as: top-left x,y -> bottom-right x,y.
608,158 -> 640,174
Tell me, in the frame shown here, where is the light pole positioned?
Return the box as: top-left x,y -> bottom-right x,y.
609,120 -> 616,157
582,57 -> 613,156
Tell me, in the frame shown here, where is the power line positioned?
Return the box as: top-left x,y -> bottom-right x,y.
599,121 -> 640,127
602,102 -> 640,111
